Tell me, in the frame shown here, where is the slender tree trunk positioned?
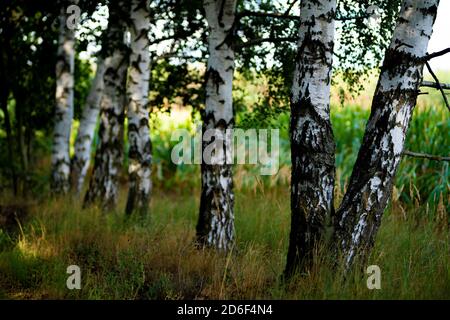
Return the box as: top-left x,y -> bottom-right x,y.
84,1 -> 129,210
285,0 -> 337,277
196,0 -> 237,251
51,9 -> 75,194
71,59 -> 106,194
125,0 -> 152,217
0,93 -> 17,195
15,94 -> 27,172
14,91 -> 29,195
23,116 -> 33,197
332,0 -> 439,270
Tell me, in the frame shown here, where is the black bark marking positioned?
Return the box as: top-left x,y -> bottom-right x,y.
206,67 -> 225,94
331,16 -> 434,267
285,0 -> 336,277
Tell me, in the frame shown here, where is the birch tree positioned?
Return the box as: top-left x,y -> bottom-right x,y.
84,0 -> 129,209
51,4 -> 76,194
71,59 -> 105,194
125,0 -> 152,216
332,0 -> 440,269
284,0 -> 337,277
196,0 -> 237,251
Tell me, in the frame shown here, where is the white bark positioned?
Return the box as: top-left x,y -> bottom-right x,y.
51,9 -> 75,194
71,59 -> 106,194
125,0 -> 152,216
285,0 -> 337,276
84,1 -> 129,209
333,0 -> 440,269
197,0 -> 237,251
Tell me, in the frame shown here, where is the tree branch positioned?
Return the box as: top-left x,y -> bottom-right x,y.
235,37 -> 297,49
421,80 -> 450,90
336,13 -> 371,21
237,10 -> 298,20
149,35 -> 176,45
423,47 -> 450,61
425,61 -> 450,112
403,150 -> 450,162
237,10 -> 370,21
283,0 -> 299,16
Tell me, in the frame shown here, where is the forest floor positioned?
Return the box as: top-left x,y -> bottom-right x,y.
0,186 -> 449,300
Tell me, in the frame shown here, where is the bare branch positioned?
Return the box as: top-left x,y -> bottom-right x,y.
403,150 -> 450,162
235,37 -> 297,49
423,47 -> 450,61
425,61 -> 450,112
237,10 -> 370,22
421,80 -> 450,90
283,0 -> 299,16
237,10 -> 298,20
336,13 -> 371,21
149,35 -> 176,45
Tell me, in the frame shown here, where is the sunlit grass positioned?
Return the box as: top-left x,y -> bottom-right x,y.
0,185 -> 449,299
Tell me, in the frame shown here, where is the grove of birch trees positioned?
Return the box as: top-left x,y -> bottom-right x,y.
1,0 -> 448,286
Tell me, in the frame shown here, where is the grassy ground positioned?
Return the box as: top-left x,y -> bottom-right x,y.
0,184 -> 449,300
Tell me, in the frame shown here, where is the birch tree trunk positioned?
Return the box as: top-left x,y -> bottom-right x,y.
196,0 -> 237,251
83,1 -> 129,210
125,0 -> 152,217
71,59 -> 105,194
51,8 -> 75,194
332,0 -> 439,269
285,0 -> 337,277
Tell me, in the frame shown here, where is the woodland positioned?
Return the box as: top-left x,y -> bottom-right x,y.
0,0 -> 449,299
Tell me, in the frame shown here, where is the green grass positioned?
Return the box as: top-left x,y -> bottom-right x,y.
0,185 -> 449,300
331,103 -> 449,211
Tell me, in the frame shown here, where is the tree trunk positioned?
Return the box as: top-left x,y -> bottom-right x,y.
196,0 -> 237,251
84,1 -> 129,210
71,59 -> 106,194
0,92 -> 17,196
332,0 -> 439,270
285,0 -> 337,277
125,0 -> 152,217
51,9 -> 75,194
14,89 -> 29,195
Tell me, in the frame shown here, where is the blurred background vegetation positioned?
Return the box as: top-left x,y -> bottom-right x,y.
1,66 -> 448,211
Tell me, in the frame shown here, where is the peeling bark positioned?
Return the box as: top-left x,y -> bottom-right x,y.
71,59 -> 106,194
84,1 -> 129,210
332,0 -> 439,269
51,8 -> 75,194
125,0 -> 152,217
196,0 -> 237,251
285,0 -> 337,277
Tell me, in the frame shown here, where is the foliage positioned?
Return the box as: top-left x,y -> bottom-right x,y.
149,60 -> 204,114
334,0 -> 402,94
73,55 -> 94,120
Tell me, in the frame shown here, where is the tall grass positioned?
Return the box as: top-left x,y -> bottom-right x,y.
148,91 -> 449,212
0,186 -> 449,299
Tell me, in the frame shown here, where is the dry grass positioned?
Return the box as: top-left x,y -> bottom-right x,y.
0,184 -> 449,300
